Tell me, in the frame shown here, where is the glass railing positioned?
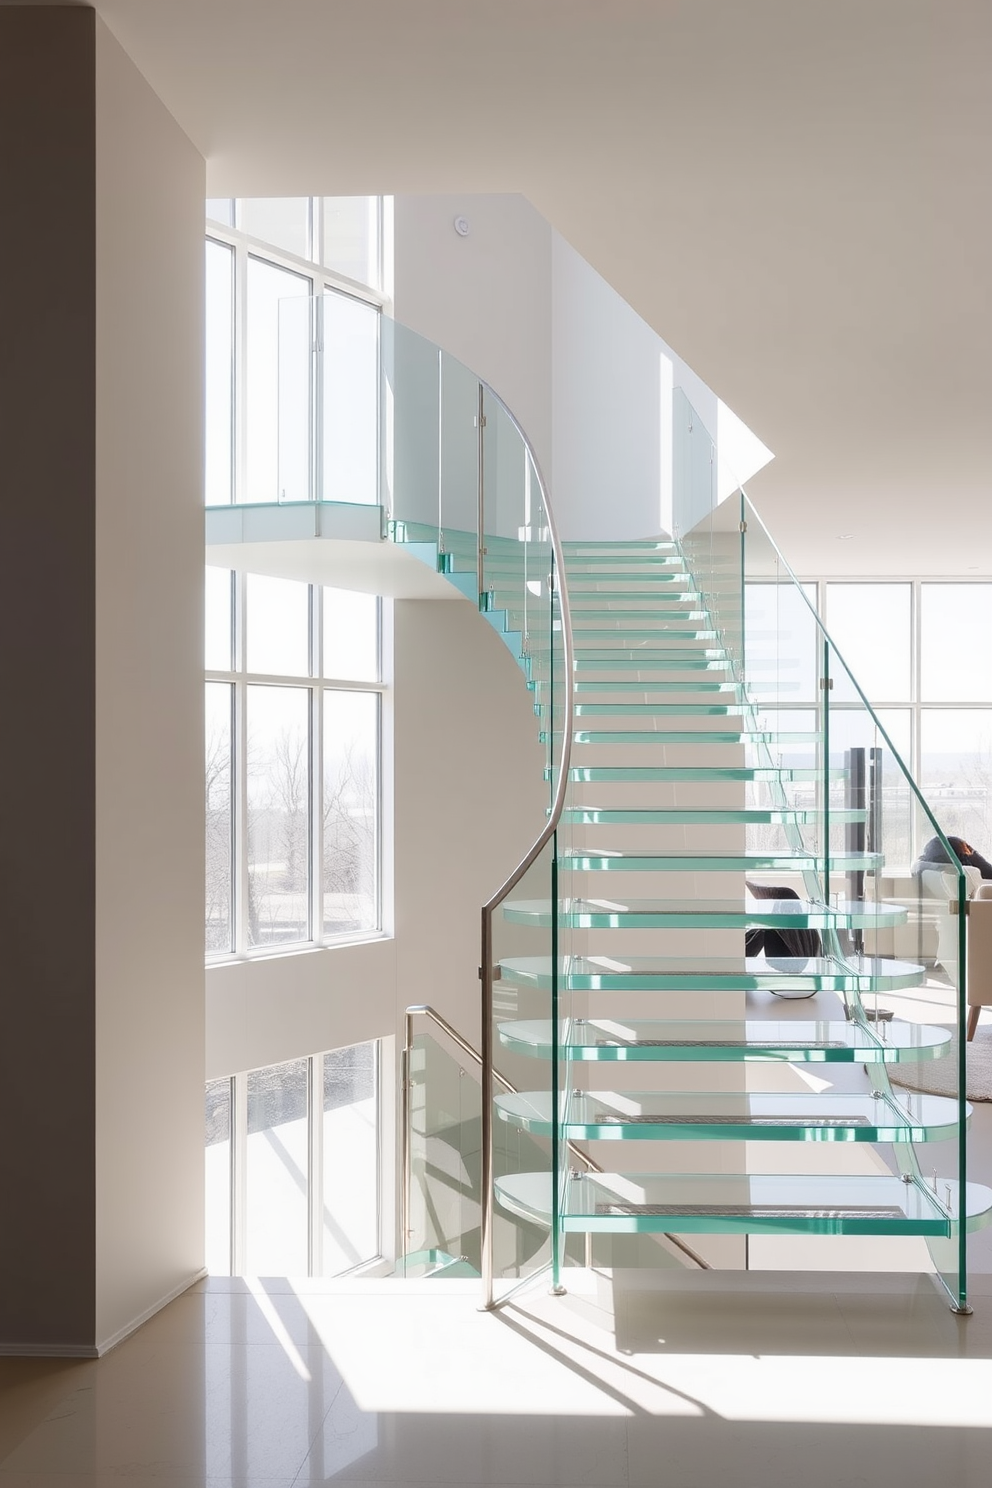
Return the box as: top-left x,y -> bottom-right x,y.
672,388 -> 972,1312
400,1020 -> 548,1279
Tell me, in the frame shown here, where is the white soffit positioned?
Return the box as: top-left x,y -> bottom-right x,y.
97,0 -> 992,577
205,536 -> 465,600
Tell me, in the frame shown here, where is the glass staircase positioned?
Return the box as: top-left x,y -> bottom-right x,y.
382,333 -> 992,1315
232,307 -> 990,1311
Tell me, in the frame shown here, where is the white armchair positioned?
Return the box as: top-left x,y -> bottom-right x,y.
917,865 -> 984,983
967,883 -> 992,1040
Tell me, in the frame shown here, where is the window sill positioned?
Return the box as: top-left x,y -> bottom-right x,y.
206,931 -> 391,969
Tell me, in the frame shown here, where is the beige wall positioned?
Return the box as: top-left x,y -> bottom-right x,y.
0,7 -> 205,1355
94,18 -> 206,1352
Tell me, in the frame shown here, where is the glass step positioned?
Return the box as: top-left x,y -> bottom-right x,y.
563,806 -> 865,824
566,575 -> 694,587
495,1089 -> 965,1143
497,954 -> 923,992
558,766 -> 847,782
566,586 -> 699,599
563,541 -> 678,552
394,1248 -> 479,1279
566,681 -> 746,694
557,730 -> 822,745
564,558 -> 687,570
500,897 -> 907,930
560,849 -> 875,872
572,627 -> 719,639
571,704 -> 748,717
496,1172 -> 992,1237
569,658 -> 733,672
573,648 -> 729,661
505,610 -> 712,628
565,603 -> 706,616
498,1016 -> 951,1064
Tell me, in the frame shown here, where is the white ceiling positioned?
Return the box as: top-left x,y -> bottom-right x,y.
96,0 -> 991,576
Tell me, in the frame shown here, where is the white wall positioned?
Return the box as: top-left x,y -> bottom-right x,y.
392,193 -> 770,543
94,18 -> 206,1352
392,194 -> 554,482
551,232 -> 665,539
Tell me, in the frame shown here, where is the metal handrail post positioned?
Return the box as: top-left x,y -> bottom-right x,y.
400,1009 -> 413,1267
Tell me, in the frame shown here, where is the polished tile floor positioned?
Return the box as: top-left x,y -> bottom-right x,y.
2,1268 -> 992,1487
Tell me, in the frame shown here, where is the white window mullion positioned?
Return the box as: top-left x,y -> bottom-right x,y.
235,234 -> 249,504
313,588 -> 324,946
312,290 -> 322,505
231,1070 -> 248,1276
236,571 -> 250,954
310,1052 -> 323,1278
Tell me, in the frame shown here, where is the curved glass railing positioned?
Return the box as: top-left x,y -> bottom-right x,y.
376,312 -> 575,1304
253,301 -> 576,1303
672,387 -> 974,1311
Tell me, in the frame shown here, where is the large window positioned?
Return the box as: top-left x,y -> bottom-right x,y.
745,580 -> 992,865
816,581 -> 992,863
205,568 -> 382,956
206,1042 -> 381,1277
205,196 -> 383,508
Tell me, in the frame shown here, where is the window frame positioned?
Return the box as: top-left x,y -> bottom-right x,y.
214,1041 -> 383,1279
206,571 -> 384,962
206,197 -> 386,511
810,577 -> 992,865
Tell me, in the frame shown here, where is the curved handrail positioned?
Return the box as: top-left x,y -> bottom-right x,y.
474,388 -> 575,1310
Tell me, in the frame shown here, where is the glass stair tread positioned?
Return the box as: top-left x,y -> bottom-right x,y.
497,1017 -> 951,1063
564,551 -> 684,561
495,1173 -> 992,1237
566,659 -> 733,672
559,766 -> 848,782
572,704 -> 748,716
566,576 -> 694,587
566,682 -> 747,694
572,627 -> 718,639
499,897 -> 908,929
563,806 -> 866,824
563,541 -> 678,552
572,647 -> 728,660
564,605 -> 707,617
566,587 -> 700,599
495,1089 -> 966,1143
554,730 -> 821,745
559,848 -> 879,871
564,561 -> 688,572
497,953 -> 925,992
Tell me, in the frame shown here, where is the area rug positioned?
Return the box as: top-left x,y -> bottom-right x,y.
889,1026 -> 992,1101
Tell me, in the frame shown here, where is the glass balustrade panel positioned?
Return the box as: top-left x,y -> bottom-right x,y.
740,492 -> 967,1311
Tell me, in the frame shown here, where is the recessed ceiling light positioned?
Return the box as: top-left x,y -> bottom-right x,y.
836,534 -> 854,540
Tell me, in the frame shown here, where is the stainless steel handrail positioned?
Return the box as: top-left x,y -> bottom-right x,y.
401,1003 -> 710,1274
